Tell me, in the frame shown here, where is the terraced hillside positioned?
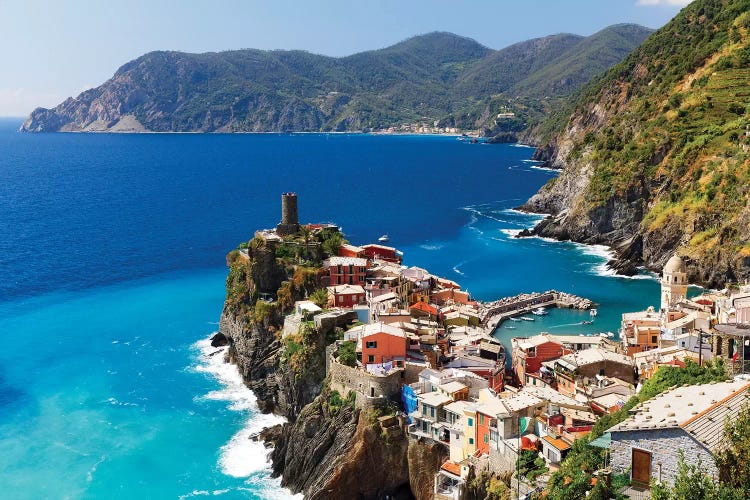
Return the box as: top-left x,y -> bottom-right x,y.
526,0 -> 750,286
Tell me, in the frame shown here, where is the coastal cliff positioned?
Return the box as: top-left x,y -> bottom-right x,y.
522,0 -> 750,287
217,230 -> 448,499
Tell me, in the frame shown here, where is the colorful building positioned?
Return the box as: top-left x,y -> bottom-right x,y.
511,334 -> 568,385
338,243 -> 365,258
324,256 -> 368,286
327,284 -> 366,308
361,243 -> 402,263
358,322 -> 408,367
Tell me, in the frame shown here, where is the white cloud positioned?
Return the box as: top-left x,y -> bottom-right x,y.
0,88 -> 66,117
636,0 -> 693,6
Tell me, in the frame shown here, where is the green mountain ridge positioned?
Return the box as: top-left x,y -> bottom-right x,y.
525,0 -> 750,287
21,27 -> 651,134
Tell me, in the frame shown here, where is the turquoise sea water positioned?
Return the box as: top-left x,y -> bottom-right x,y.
0,118 -> 667,498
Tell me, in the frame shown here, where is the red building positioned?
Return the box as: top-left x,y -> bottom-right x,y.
361,244 -> 402,264
327,284 -> 366,308
512,335 -> 568,385
324,256 -> 367,286
338,244 -> 365,258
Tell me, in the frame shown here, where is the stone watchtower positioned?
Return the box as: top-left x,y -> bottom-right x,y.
276,192 -> 300,236
661,254 -> 688,311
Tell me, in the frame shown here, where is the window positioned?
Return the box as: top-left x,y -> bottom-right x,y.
367,355 -> 374,363
651,336 -> 657,344
423,405 -> 427,415
469,438 -> 474,445
430,407 -> 435,418
468,418 -> 473,427
349,276 -> 353,285
479,414 -> 484,425
484,435 -> 488,444
366,341 -> 377,349
349,264 -> 354,274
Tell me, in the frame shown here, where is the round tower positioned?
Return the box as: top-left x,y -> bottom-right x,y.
276,192 -> 300,236
661,254 -> 688,311
281,192 -> 298,226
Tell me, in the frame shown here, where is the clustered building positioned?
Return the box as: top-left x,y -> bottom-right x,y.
264,194 -> 750,498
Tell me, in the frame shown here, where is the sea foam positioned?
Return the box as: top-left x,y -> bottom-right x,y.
193,338 -> 300,498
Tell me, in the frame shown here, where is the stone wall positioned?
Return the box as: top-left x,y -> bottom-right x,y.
610,428 -> 716,484
329,357 -> 403,409
314,310 -> 358,334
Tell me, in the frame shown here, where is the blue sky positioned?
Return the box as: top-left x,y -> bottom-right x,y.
0,0 -> 690,116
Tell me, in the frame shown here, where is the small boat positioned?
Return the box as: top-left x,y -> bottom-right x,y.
378,234 -> 390,243
590,309 -> 598,318
532,307 -> 548,316
505,325 -> 517,329
607,332 -> 615,338
521,316 -> 535,322
509,317 -> 521,322
581,320 -> 593,325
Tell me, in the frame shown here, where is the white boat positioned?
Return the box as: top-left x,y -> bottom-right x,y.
532,307 -> 548,315
607,332 -> 615,338
521,316 -> 535,322
590,308 -> 598,318
509,317 -> 521,322
378,234 -> 390,243
505,325 -> 517,329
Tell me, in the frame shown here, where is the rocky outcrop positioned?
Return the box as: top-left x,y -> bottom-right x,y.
269,394 -> 413,499
407,438 -> 449,500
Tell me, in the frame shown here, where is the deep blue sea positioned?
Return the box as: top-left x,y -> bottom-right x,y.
0,117 -> 665,498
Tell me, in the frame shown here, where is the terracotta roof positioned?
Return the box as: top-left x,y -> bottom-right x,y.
441,461 -> 461,476
410,301 -> 439,315
542,435 -> 571,451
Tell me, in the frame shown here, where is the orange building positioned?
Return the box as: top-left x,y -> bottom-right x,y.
621,308 -> 661,355
359,323 -> 408,367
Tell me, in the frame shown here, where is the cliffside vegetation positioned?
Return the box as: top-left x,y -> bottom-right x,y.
527,0 -> 750,286
22,27 -> 650,137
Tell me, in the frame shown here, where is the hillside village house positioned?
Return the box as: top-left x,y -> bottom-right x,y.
324,256 -> 367,286
511,335 -> 568,386
358,322 -> 408,368
338,243 -> 365,258
327,284 -> 366,308
361,243 -> 402,263
621,308 -> 661,355
609,380 -> 750,486
548,348 -> 635,398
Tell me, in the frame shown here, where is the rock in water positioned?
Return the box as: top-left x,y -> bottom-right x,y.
210,332 -> 229,347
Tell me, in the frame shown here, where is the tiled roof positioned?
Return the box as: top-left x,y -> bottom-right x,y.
610,380 -> 749,434
557,348 -> 633,369
542,435 -> 571,451
682,384 -> 750,450
361,322 -> 406,339
441,461 -> 461,477
328,284 -> 365,295
419,391 -> 453,407
325,256 -> 368,267
439,381 -> 468,394
410,301 -> 439,315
